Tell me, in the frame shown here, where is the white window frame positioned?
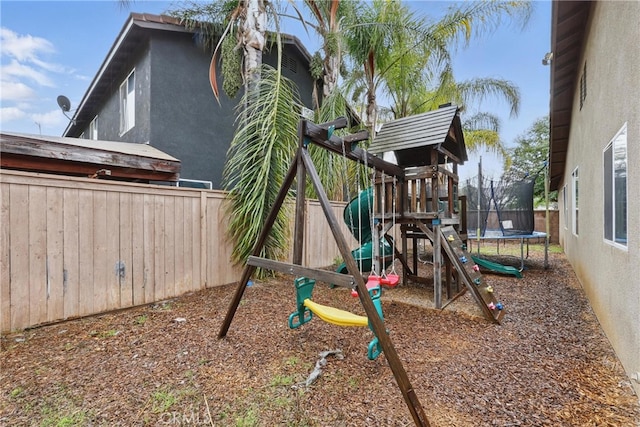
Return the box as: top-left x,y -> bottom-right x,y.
571,167 -> 579,236
119,69 -> 135,135
89,116 -> 98,140
603,122 -> 627,248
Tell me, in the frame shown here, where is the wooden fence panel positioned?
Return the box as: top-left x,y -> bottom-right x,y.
9,183 -> 29,329
142,193 -> 155,305
92,190 -> 109,314
78,189 -> 94,317
106,191 -> 120,311
119,192 -> 134,308
1,183 -> 11,332
131,192 -> 145,306
28,185 -> 47,327
46,186 -> 64,323
0,170 -> 357,333
62,188 -> 80,320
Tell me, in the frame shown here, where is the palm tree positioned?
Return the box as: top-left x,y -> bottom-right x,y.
169,1 -> 302,270
169,0 -> 268,98
342,0 -> 531,143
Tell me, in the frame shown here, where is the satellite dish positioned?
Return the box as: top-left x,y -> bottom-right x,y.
57,95 -> 71,112
56,95 -> 77,125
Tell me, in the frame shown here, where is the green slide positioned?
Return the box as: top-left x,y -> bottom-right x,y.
471,255 -> 523,279
336,187 -> 392,274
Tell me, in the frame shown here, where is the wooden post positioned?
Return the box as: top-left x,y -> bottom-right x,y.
433,221 -> 442,309
300,148 -> 430,427
293,121 -> 307,266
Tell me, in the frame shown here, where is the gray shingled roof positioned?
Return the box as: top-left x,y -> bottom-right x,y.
368,105 -> 467,167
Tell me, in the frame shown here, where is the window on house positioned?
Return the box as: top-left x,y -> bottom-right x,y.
579,62 -> 587,110
89,116 -> 98,140
572,168 -> 579,235
119,70 -> 135,134
603,123 -> 627,246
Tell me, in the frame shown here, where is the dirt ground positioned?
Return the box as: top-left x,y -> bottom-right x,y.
1,244 -> 639,426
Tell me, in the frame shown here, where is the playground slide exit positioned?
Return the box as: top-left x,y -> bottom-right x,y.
336,187 -> 392,274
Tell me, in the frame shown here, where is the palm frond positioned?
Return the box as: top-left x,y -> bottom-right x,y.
223,65 -> 302,269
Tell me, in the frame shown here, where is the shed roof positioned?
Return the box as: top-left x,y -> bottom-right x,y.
1,132 -> 180,182
368,105 -> 467,167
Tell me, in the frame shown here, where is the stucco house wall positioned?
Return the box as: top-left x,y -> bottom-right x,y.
65,14 -> 319,190
556,1 -> 640,394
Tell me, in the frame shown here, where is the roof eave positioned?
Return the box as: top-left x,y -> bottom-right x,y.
548,1 -> 592,191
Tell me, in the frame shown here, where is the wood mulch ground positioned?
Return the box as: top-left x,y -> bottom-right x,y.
1,245 -> 639,426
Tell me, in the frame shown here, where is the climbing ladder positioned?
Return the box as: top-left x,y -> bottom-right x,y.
439,226 -> 505,323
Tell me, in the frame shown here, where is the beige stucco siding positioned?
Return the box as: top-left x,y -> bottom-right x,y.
558,1 -> 640,394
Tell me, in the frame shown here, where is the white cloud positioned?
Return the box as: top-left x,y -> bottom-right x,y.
0,27 -> 55,63
32,109 -> 66,128
2,59 -> 55,87
1,106 -> 27,122
0,80 -> 37,101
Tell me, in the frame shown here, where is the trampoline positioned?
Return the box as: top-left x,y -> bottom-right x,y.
466,230 -> 547,271
462,174 -> 548,271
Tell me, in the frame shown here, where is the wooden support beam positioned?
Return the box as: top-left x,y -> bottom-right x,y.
218,151 -> 300,338
293,121 -> 307,266
304,120 -> 405,178
300,148 -> 430,427
437,227 -> 501,323
246,256 -> 357,288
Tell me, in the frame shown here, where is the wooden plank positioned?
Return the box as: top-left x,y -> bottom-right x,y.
92,191 -> 108,314
0,153 -> 179,182
78,189 -> 94,316
410,180 -> 417,213
143,194 -> 155,304
1,134 -> 180,177
119,192 -> 134,307
46,186 -> 65,323
153,195 -> 165,301
173,196 -> 186,294
439,226 -> 503,323
62,188 -> 80,321
106,191 -> 120,311
247,257 -> 356,287
293,124 -> 307,266
199,192 -> 207,288
28,186 -> 48,326
208,197 -> 220,286
131,192 -> 145,305
0,183 -> 11,331
9,184 -> 30,329
432,223 -> 442,308
304,120 -> 405,179
182,197 -> 195,292
163,196 -> 175,298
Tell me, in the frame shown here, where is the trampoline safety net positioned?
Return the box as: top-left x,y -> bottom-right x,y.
461,176 -> 535,237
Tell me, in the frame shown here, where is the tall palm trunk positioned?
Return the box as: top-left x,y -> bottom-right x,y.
240,0 -> 266,91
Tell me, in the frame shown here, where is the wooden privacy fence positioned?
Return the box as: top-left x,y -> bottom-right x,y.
0,170 -> 355,333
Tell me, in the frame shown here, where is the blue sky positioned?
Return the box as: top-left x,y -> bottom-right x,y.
0,0 -> 551,180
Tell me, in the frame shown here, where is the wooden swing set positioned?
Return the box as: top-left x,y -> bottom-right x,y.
220,105 -> 506,426
219,116 -> 431,426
